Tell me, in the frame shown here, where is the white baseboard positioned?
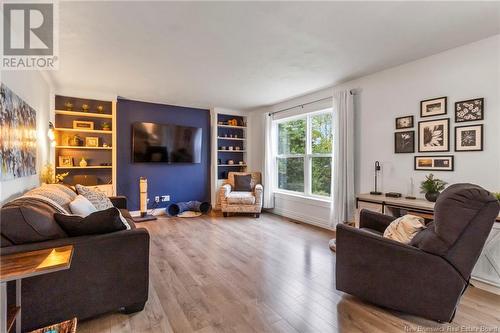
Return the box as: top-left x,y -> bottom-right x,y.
129,208 -> 167,217
270,207 -> 335,231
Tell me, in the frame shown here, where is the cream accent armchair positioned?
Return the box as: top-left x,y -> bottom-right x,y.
219,172 -> 263,218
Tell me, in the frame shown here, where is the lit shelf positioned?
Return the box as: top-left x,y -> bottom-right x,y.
56,166 -> 112,169
55,110 -> 112,119
56,146 -> 112,150
54,128 -> 113,134
217,137 -> 246,141
218,164 -> 247,167
218,150 -> 246,152
217,124 -> 246,129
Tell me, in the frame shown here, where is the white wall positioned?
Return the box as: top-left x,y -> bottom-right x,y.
249,35 -> 500,227
1,71 -> 52,204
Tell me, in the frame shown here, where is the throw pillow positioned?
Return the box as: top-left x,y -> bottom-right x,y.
234,174 -> 252,191
54,207 -> 127,236
75,184 -> 114,211
383,214 -> 426,244
69,195 -> 97,217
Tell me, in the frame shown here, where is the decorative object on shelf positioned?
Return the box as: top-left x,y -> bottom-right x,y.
59,156 -> 74,167
218,158 -> 222,165
218,121 -> 224,125
420,173 -> 447,202
85,137 -> 99,147
418,118 -> 449,152
0,83 -> 37,181
370,161 -> 382,195
220,146 -> 226,150
234,134 -> 238,138
414,155 -> 454,171
103,142 -> 109,148
81,104 -> 90,112
61,133 -> 71,146
96,105 -> 104,113
235,146 -> 241,151
395,115 -> 414,129
101,121 -> 111,131
99,162 -> 112,166
394,131 -> 414,153
41,164 -> 69,184
228,119 -> 238,126
455,98 -> 483,122
228,160 -> 234,165
420,96 -> 447,117
73,120 -> 94,130
70,134 -> 83,146
228,146 -> 234,150
64,101 -> 74,111
455,124 -> 483,151
79,157 -> 88,167
239,161 -> 244,165
230,134 -> 234,138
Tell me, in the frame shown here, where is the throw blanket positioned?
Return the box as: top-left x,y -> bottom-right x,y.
9,195 -> 70,215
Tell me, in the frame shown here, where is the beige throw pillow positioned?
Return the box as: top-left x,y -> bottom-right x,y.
383,214 -> 426,244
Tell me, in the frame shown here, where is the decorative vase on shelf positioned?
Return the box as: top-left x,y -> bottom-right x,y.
425,192 -> 440,202
96,105 -> 104,113
81,104 -> 89,112
79,158 -> 88,167
65,102 -> 73,111
101,122 -> 111,131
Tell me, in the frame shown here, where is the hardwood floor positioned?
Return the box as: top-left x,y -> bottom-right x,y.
78,212 -> 500,333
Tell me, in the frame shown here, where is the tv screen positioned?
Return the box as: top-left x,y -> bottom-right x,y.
132,122 -> 202,163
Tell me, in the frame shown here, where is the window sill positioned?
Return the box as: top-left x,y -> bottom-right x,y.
273,191 -> 332,208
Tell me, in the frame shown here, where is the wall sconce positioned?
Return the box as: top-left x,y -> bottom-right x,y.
48,121 -> 55,146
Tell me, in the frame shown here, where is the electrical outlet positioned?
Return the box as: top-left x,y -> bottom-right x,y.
154,196 -> 160,203
161,195 -> 170,202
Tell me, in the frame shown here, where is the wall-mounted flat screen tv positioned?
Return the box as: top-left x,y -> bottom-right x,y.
132,122 -> 202,163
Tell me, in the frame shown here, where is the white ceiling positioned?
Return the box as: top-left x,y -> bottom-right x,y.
51,1 -> 500,110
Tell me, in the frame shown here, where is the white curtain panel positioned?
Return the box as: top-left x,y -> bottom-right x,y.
263,113 -> 276,208
330,90 -> 355,227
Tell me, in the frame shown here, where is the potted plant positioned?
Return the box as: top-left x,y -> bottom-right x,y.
493,192 -> 500,201
40,164 -> 69,184
101,122 -> 111,131
420,173 -> 447,202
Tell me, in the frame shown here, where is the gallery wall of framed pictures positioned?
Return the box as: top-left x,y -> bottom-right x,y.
394,95 -> 485,171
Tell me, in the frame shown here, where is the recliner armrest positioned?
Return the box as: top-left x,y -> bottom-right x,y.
359,209 -> 395,233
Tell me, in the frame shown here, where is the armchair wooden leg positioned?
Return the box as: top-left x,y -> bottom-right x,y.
254,213 -> 260,218
223,212 -> 228,217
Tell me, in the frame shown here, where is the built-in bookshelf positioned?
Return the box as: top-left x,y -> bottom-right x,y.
53,95 -> 116,195
216,113 -> 247,180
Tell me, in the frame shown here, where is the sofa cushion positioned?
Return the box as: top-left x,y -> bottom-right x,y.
1,199 -> 67,245
54,207 -> 127,236
234,174 -> 252,191
227,191 -> 256,205
69,195 -> 98,216
76,184 -> 114,211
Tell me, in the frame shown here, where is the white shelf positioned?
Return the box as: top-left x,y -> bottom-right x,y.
55,110 -> 113,119
56,146 -> 112,150
218,150 -> 246,152
56,166 -> 112,169
54,128 -> 113,134
217,124 -> 246,129
217,136 -> 246,141
218,164 -> 247,167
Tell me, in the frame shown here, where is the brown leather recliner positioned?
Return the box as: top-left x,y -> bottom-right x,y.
335,183 -> 500,322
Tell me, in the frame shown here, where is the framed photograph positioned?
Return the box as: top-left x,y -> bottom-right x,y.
73,120 -> 94,130
455,124 -> 483,151
418,118 -> 449,152
394,131 -> 415,153
58,156 -> 73,167
455,98 -> 484,122
85,137 -> 99,147
415,156 -> 454,171
420,97 -> 447,117
395,115 -> 414,129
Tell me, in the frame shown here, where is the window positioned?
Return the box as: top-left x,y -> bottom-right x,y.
276,110 -> 333,198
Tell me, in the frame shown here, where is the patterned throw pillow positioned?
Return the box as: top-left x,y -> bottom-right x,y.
75,184 -> 114,211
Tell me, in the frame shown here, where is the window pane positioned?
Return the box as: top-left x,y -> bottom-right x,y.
312,157 -> 332,197
277,157 -> 304,192
278,119 -> 306,154
311,113 -> 333,154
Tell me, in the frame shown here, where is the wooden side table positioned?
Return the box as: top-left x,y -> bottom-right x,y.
0,246 -> 73,333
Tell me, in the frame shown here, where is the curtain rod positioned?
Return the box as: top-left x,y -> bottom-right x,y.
268,89 -> 357,117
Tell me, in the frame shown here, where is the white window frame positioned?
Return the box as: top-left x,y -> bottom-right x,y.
274,108 -> 333,200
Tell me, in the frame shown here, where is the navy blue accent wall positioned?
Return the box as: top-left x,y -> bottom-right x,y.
116,98 -> 211,211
